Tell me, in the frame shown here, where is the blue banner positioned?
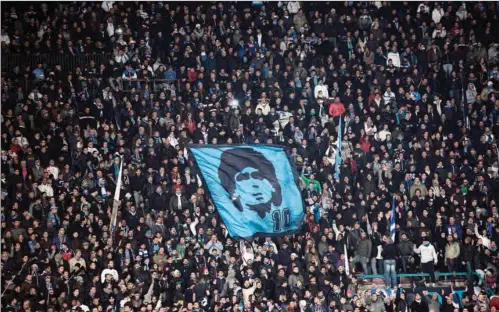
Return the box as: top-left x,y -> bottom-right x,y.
188,145 -> 305,239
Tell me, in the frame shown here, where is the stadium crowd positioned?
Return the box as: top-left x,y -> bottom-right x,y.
2,1 -> 499,312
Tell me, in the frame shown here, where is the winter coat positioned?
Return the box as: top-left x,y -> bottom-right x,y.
411,299 -> 429,312
397,239 -> 414,256
414,243 -> 438,264
424,295 -> 440,312
356,238 -> 372,258
288,273 -> 305,288
410,182 -> 428,198
242,283 -> 256,305
444,241 -> 460,261
365,296 -> 386,312
293,13 -> 307,30
466,85 -> 478,104
168,195 -> 189,212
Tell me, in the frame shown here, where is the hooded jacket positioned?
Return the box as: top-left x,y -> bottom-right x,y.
466,84 -> 478,104
414,243 -> 438,264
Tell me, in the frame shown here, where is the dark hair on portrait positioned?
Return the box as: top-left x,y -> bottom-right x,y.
218,148 -> 282,218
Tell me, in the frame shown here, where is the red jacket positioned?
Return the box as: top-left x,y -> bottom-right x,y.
360,137 -> 371,152
187,70 -> 198,82
328,102 -> 345,117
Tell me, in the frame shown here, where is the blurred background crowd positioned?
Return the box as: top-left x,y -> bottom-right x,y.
1,1 -> 499,312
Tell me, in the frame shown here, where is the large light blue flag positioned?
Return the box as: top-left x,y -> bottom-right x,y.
188,145 -> 305,239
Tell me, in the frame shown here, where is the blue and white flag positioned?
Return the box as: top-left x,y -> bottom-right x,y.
188,145 -> 305,239
110,155 -> 123,235
334,117 -> 342,179
390,196 -> 396,242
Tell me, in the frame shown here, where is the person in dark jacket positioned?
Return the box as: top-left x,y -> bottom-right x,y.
381,237 -> 398,289
397,232 -> 414,273
461,236 -> 477,286
149,185 -> 167,212
410,293 -> 429,312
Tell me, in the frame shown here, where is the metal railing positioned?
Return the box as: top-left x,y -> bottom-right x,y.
117,78 -> 181,94
356,272 -> 467,278
2,53 -> 182,97
1,53 -> 113,73
357,272 -> 494,294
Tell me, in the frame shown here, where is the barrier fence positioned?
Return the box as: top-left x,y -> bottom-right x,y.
2,53 -> 181,96
2,53 -> 113,73
117,78 -> 181,93
357,272 -> 494,295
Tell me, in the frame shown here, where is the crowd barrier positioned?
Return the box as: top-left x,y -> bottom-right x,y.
117,78 -> 181,94
2,53 -> 182,97
2,53 -> 113,73
356,272 -> 467,279
357,272 -> 494,294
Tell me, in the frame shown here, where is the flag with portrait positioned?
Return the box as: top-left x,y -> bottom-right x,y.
188,145 -> 305,239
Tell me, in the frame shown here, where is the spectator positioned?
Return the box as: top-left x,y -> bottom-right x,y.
381,237 -> 398,289
414,237 -> 439,287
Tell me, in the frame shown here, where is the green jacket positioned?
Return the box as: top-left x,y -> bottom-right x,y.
301,173 -> 322,194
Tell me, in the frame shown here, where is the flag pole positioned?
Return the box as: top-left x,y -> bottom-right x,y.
110,155 -> 123,235
334,116 -> 342,179
344,244 -> 350,276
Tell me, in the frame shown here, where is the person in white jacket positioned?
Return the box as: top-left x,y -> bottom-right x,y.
256,99 -> 271,116
414,238 -> 438,286
314,80 -> 329,99
387,50 -> 401,68
432,5 -> 444,24
100,261 -> 120,283
102,1 -> 114,12
376,124 -> 391,142
417,3 -> 430,14
287,1 -> 300,14
432,24 -> 447,39
100,261 -> 119,283
382,87 -> 396,106
38,179 -> 54,197
475,223 -> 492,249
1,29 -> 10,45
240,241 -> 254,266
106,18 -> 115,37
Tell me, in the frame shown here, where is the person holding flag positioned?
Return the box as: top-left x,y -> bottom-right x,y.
376,195 -> 398,290
381,236 -> 398,290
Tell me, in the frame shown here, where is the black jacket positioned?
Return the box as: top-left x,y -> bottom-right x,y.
381,243 -> 398,260
410,300 -> 429,312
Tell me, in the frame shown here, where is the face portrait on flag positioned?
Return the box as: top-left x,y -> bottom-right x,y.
218,148 -> 282,218
189,145 -> 305,239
